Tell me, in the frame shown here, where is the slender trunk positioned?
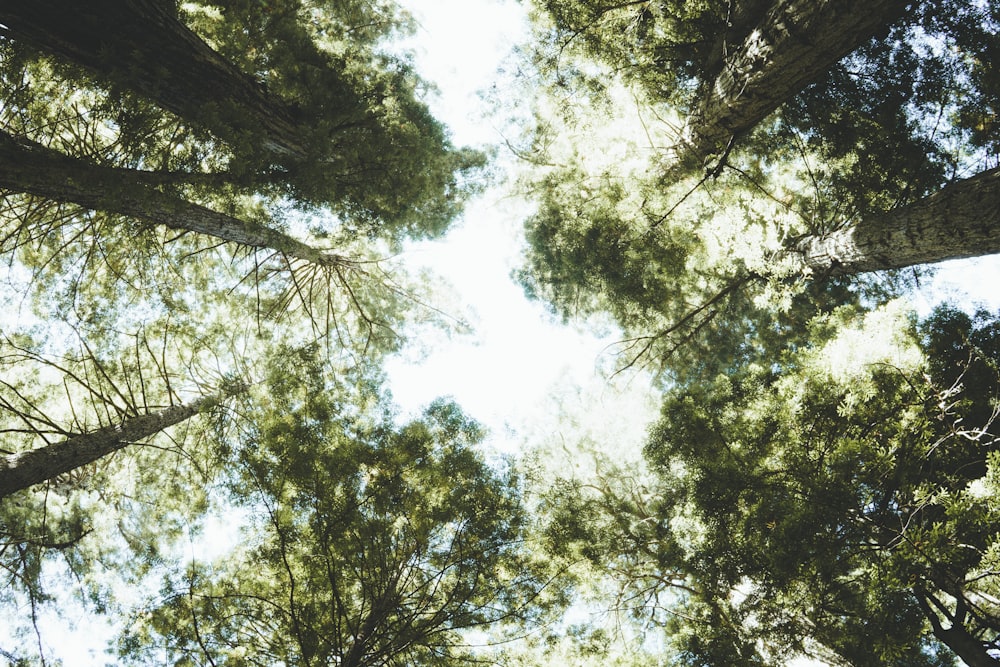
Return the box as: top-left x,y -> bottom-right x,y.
342,584 -> 399,667
792,167 -> 1000,276
0,0 -> 308,159
0,394 -> 218,498
675,0 -> 908,174
0,133 -> 342,266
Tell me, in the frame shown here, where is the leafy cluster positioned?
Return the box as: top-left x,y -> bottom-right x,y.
0,2 -> 534,664
539,305 -> 1000,664
119,349 -> 555,666
515,0 -> 1000,382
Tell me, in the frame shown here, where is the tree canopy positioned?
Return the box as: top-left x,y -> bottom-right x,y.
0,0 -> 484,237
0,1 -> 506,661
118,347 -> 560,667
3,0 -> 1000,665
540,304 -> 1000,666
514,0 -> 1000,381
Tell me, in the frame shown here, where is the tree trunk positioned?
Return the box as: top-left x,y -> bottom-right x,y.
913,589 -> 1000,667
0,394 -> 220,499
341,580 -> 401,667
0,132 -> 343,267
674,0 -> 909,174
792,167 -> 1000,276
934,627 -> 1000,667
0,0 -> 308,159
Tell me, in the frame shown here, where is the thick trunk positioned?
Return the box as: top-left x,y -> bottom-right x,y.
699,0 -> 771,83
793,167 -> 1000,276
0,133 -> 342,266
934,628 -> 1000,667
676,0 -> 908,173
914,590 -> 1000,667
0,0 -> 307,159
0,395 -> 217,498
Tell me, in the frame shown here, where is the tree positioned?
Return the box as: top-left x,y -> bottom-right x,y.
119,348 -> 561,666
0,40 -> 457,348
0,130 -> 349,269
0,391 -> 235,499
512,0 -> 1000,380
0,0 -> 483,237
0,1 -> 519,663
541,304 -> 1000,666
674,0 -> 909,175
529,0 -> 910,176
0,310 -> 254,664
791,166 -> 1000,276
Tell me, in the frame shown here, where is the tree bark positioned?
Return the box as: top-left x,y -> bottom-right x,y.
0,394 -> 220,499
792,167 -> 1000,276
913,589 -> 1000,667
0,132 -> 343,267
0,0 -> 308,159
674,0 -> 909,174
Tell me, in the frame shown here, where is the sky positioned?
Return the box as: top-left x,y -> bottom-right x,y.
9,1 -> 1000,663
384,0 -> 662,457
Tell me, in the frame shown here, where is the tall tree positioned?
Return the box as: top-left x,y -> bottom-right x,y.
674,0 -> 909,175
0,391 -> 235,499
541,304 -> 1000,666
0,311 -> 254,664
0,42 -> 454,347
0,130 -> 349,268
530,0 -> 910,176
0,0 -> 482,238
791,166 -> 1000,276
0,313 -> 253,500
119,349 -> 561,666
512,0 -> 1000,379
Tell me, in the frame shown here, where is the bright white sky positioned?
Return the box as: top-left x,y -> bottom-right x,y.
385,0 -> 661,456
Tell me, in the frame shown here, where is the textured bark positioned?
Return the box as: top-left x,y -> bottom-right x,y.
0,0 -> 307,158
793,167 -> 1000,276
914,590 -> 1000,667
0,395 -> 218,498
675,0 -> 909,173
0,133 -> 343,266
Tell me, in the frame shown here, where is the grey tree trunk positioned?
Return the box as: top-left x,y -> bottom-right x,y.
0,395 -> 219,499
0,0 -> 308,159
0,132 -> 343,267
675,0 -> 908,174
792,167 -> 1000,276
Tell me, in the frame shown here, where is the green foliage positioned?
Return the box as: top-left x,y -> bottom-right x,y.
0,1 -> 492,660
119,349 -> 559,665
530,0 -> 731,108
0,8 -> 465,351
515,0 -> 1000,382
0,317 -> 246,662
514,104 -> 875,382
783,0 -> 998,216
539,305 -> 1000,665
